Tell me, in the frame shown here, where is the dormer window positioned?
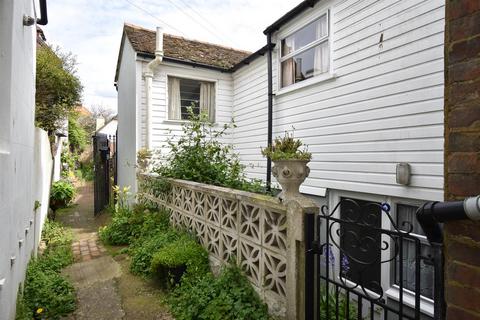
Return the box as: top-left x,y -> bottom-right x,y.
280,12 -> 330,88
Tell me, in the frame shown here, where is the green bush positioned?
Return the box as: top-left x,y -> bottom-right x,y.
168,265 -> 269,320
99,202 -> 169,246
129,229 -> 180,277
153,108 -> 266,194
99,207 -> 139,245
77,160 -> 94,181
17,219 -> 75,319
42,219 -> 73,247
150,234 -> 209,287
22,262 -> 76,319
68,112 -> 88,153
49,180 -> 75,215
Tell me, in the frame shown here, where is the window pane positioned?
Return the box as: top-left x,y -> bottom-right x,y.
394,204 -> 435,299
281,42 -> 329,88
281,14 -> 328,57
179,78 -> 201,120
340,198 -> 382,294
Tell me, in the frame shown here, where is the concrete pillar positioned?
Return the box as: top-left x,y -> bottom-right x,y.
285,197 -> 319,320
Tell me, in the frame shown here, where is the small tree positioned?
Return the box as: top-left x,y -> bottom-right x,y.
35,46 -> 83,136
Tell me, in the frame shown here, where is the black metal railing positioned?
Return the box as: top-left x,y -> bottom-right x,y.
305,198 -> 445,320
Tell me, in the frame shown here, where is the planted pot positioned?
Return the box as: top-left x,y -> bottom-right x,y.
272,159 -> 310,202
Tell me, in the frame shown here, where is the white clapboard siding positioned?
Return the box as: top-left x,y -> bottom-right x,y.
232,0 -> 445,201
140,62 -> 235,156
232,56 -> 269,183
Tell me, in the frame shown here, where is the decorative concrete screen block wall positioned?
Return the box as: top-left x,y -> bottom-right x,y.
139,175 -> 288,317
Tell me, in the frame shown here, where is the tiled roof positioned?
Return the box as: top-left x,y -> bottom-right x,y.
124,23 -> 251,70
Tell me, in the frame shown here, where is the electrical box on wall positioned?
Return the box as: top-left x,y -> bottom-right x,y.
396,163 -> 411,185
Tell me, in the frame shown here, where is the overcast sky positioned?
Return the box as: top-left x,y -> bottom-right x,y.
42,0 -> 302,113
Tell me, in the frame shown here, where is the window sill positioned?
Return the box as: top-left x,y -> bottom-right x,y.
386,286 -> 434,317
275,73 -> 336,97
163,119 -> 218,126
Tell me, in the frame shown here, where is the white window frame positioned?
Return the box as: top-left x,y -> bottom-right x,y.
275,8 -> 334,96
328,190 -> 435,318
164,72 -> 218,123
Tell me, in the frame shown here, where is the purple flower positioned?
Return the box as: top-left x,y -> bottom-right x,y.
341,255 -> 350,274
323,244 -> 335,266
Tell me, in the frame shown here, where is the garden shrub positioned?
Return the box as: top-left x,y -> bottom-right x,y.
17,219 -> 75,319
49,180 -> 75,218
153,109 -> 267,194
99,197 -> 170,246
150,234 -> 209,287
78,160 -> 94,181
129,229 -> 180,277
42,219 -> 73,247
98,206 -> 141,245
22,262 -> 76,319
68,112 -> 87,153
168,265 -> 269,320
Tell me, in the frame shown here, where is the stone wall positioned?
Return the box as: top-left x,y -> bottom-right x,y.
444,1 -> 480,319
138,175 -> 292,317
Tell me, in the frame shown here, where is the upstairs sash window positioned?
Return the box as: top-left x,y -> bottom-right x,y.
168,76 -> 215,121
280,12 -> 330,88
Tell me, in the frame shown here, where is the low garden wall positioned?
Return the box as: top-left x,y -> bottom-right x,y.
138,174 -> 289,317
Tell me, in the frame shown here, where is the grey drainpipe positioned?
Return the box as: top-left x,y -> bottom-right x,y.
266,33 -> 274,190
416,195 -> 480,320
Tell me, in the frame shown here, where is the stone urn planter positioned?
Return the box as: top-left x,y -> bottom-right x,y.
272,159 -> 310,202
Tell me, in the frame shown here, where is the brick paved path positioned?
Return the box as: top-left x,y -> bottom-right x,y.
72,235 -> 107,262
58,181 -> 173,320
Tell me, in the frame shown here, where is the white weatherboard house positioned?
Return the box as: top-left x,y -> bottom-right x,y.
116,0 -> 444,317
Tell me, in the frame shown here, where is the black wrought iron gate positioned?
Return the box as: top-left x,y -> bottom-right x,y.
305,198 -> 445,320
93,133 -> 110,215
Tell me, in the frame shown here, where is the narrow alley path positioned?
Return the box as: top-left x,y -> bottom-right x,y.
57,181 -> 173,320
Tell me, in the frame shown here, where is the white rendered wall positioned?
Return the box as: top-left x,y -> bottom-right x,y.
52,136 -> 67,182
117,39 -> 138,194
233,0 -> 445,201
0,0 -> 53,318
33,129 -> 53,256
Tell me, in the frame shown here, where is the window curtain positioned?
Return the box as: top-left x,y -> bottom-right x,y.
168,77 -> 181,120
314,15 -> 329,76
200,82 -> 215,122
281,36 -> 295,87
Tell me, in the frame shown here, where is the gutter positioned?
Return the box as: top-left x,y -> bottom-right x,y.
263,0 -> 319,35
144,27 -> 164,149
